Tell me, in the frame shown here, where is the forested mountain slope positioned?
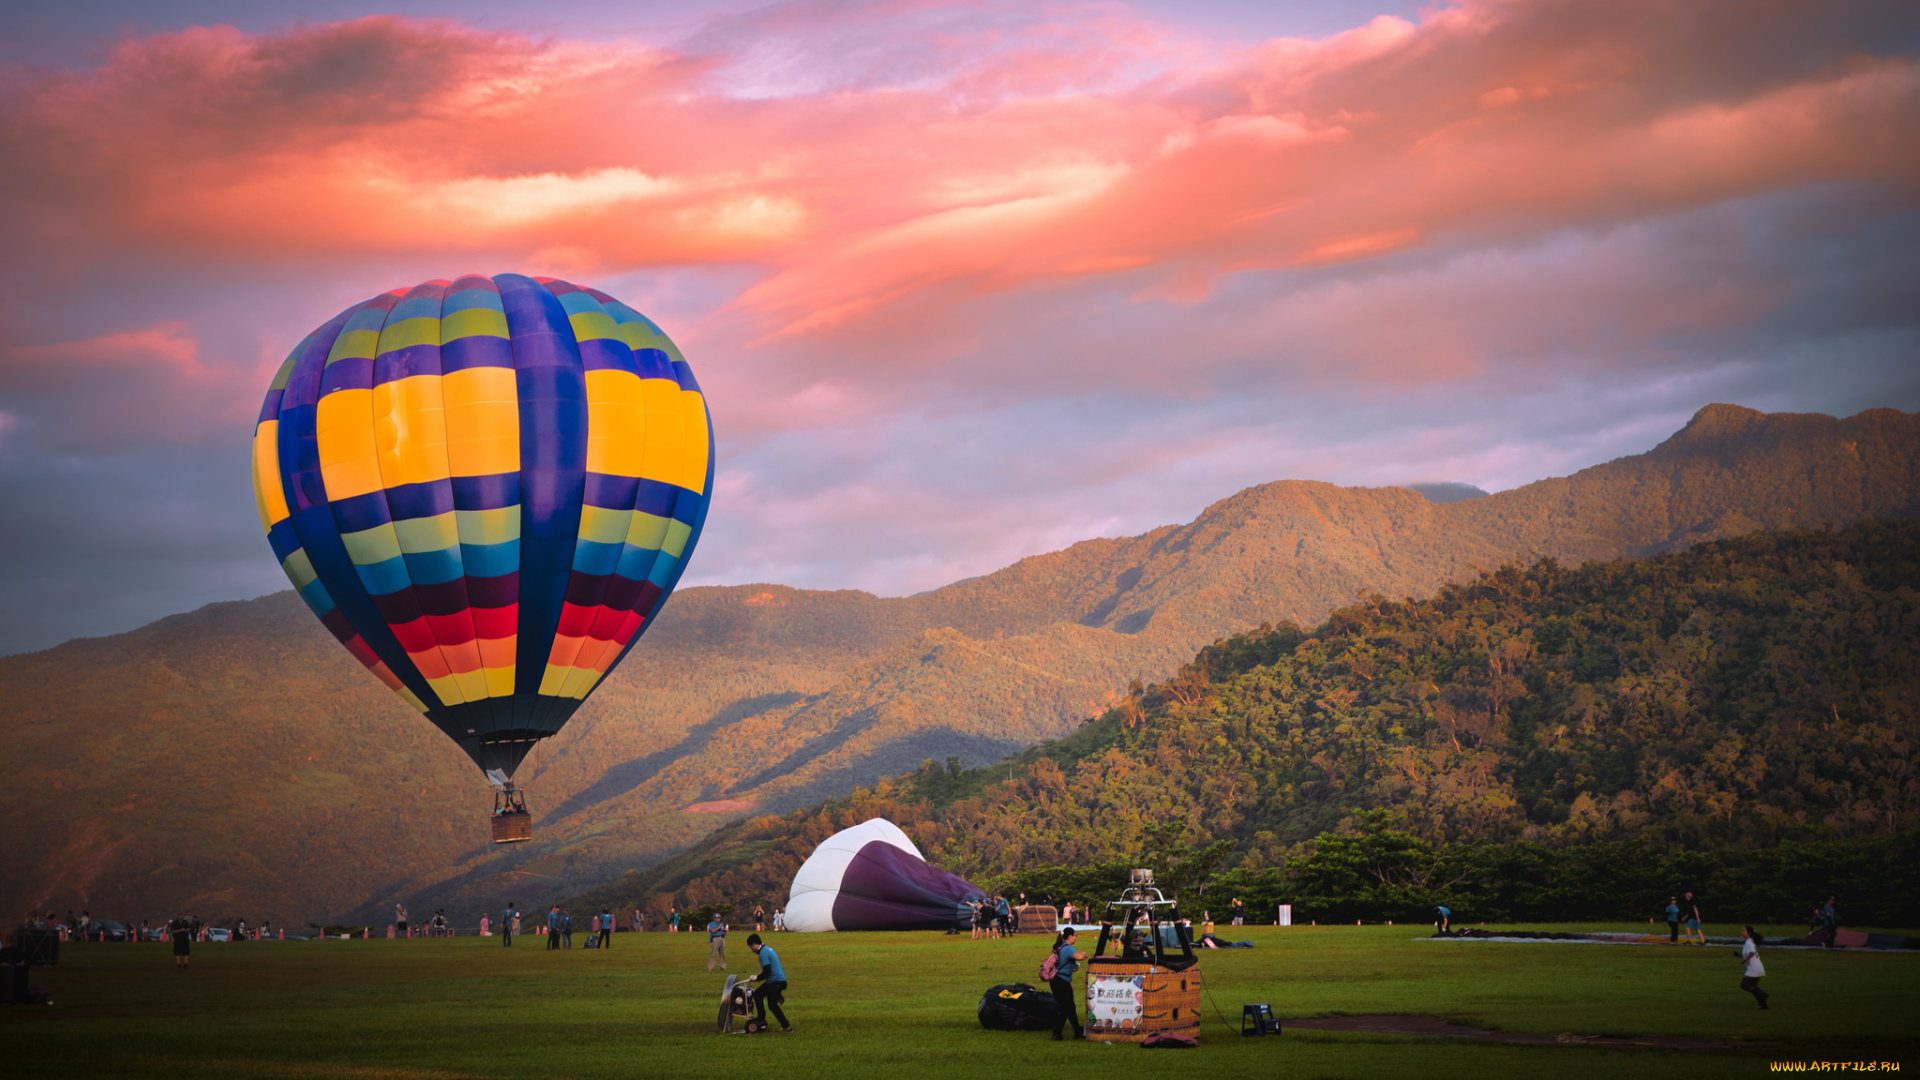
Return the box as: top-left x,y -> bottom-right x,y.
580,520 -> 1920,922
3,405 -> 1915,927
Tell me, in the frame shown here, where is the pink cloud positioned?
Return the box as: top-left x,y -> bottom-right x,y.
3,0 -> 1910,355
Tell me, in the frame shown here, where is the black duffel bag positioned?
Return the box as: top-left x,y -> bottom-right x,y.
977,983 -> 1060,1031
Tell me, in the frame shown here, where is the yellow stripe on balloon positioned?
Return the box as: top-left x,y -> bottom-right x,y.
373,375 -> 454,489
376,316 -> 441,353
281,548 -> 318,591
326,328 -> 381,365
455,507 -> 519,545
583,369 -> 645,478
568,310 -> 621,343
252,419 -> 288,530
339,522 -> 402,566
442,367 -> 519,477
678,390 -> 710,494
316,388 -> 384,500
576,504 -> 633,546
393,511 -> 459,553
440,306 -> 509,342
625,510 -> 670,551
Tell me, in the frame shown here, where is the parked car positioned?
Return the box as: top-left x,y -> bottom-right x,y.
86,920 -> 128,942
206,927 -> 232,942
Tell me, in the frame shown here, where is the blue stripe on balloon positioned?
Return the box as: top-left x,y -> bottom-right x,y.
571,538 -> 624,578
319,355 -> 374,395
267,518 -> 304,563
633,477 -> 679,519
441,333 -> 515,373
449,472 -> 521,512
460,539 -> 520,579
401,547 -> 464,586
497,272 -> 588,729
298,578 -> 334,617
583,472 -> 638,510
632,347 -> 675,380
330,490 -> 394,534
383,480 -> 456,521
374,342 -> 441,382
388,295 -> 444,323
671,360 -> 702,394
442,287 -> 503,315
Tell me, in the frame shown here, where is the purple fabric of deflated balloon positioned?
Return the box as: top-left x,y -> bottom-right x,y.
831,840 -> 984,931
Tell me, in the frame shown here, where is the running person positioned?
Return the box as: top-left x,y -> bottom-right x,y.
746,934 -> 791,1033
1049,927 -> 1085,1041
1739,926 -> 1770,1009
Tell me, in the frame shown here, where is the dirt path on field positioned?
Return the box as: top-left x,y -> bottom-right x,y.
1282,1014 -> 1755,1050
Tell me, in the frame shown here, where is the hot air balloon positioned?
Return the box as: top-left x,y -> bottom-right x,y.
250,274 -> 713,842
785,818 -> 985,931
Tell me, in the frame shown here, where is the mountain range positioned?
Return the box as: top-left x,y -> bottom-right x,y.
4,403 -> 1915,927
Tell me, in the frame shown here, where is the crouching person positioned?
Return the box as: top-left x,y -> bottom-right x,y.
746,934 -> 792,1033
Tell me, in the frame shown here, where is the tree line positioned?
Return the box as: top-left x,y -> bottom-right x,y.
563,520 -> 1920,927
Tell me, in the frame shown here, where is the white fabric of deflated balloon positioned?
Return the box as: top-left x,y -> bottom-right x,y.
784,818 -> 924,932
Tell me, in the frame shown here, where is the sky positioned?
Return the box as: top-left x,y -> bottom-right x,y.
1,0 -> 1917,656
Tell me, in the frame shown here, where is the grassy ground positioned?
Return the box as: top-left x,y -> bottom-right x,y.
6,923 -> 1915,1079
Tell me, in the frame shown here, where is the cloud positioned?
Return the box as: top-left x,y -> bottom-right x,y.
0,0 -> 1915,652
0,322 -> 277,450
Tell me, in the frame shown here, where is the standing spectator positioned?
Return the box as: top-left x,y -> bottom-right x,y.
745,935 -> 791,1033
669,907 -> 681,933
1231,898 -> 1245,926
502,902 -> 517,947
754,904 -> 765,932
1665,897 -> 1681,944
1683,892 -> 1705,945
169,915 -> 193,969
599,908 -> 614,949
970,899 -> 985,940
1061,901 -> 1075,926
1820,897 -> 1839,948
1048,927 -> 1085,1041
561,910 -> 574,949
546,906 -> 562,950
481,914 -> 491,937
634,909 -> 645,934
395,903 -> 409,939
707,913 -> 728,971
1738,926 -> 1770,1009
773,908 -> 785,932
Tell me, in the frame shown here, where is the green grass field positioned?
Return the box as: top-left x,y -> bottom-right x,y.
7,924 -> 1915,1079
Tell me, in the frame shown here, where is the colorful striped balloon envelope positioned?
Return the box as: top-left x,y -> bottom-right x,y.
250,274 -> 713,783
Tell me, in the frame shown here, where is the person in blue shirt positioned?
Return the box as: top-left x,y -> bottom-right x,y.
746,934 -> 791,1033
707,914 -> 727,972
561,910 -> 574,949
1049,927 -> 1084,1041
1435,905 -> 1451,935
502,902 -> 516,948
1665,898 -> 1681,944
547,905 -> 562,951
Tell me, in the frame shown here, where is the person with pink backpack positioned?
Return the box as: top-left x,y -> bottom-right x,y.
1042,927 -> 1085,1041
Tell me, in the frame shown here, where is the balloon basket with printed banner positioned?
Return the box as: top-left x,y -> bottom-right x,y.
490,783 -> 532,844
1084,869 -> 1202,1044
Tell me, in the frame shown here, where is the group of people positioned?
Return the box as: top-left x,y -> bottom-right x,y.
660,904 -> 785,934
971,892 -> 1054,938
485,903 -> 619,949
